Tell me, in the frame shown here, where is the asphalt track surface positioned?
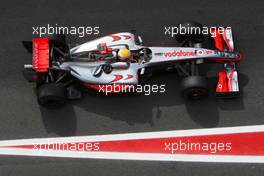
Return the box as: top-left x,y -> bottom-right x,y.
0,0 -> 264,175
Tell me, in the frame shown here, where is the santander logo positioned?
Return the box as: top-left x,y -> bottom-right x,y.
164,50 -> 195,57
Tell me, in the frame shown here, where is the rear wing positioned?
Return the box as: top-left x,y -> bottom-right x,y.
23,38 -> 50,82
32,38 -> 50,73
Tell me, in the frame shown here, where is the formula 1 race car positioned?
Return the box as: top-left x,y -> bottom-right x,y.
23,22 -> 242,107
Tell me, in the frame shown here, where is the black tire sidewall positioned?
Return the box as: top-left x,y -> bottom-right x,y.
37,83 -> 67,107
181,76 -> 209,100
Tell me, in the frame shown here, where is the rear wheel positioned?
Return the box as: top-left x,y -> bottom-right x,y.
37,83 -> 67,108
181,76 -> 209,100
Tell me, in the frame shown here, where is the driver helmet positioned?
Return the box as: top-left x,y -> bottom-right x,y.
118,48 -> 131,61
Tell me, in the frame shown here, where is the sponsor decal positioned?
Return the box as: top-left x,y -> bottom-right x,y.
122,35 -> 131,40
110,35 -> 131,42
205,50 -> 214,54
163,50 -> 195,57
162,49 -> 214,58
195,49 -> 215,56
110,74 -> 123,83
196,49 -> 204,56
111,35 -> 122,42
124,74 -> 133,80
110,74 -> 133,83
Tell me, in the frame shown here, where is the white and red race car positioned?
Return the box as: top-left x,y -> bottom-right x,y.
23,22 -> 242,107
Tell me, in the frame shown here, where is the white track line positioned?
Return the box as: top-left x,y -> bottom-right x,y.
0,149 -> 263,163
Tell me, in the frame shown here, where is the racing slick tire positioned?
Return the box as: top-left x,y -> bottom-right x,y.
181,76 -> 209,100
37,83 -> 67,107
175,21 -> 205,44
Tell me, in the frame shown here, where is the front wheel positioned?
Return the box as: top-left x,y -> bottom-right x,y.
37,83 -> 67,108
181,76 -> 209,100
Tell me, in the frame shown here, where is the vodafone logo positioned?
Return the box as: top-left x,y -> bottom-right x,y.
164,50 -> 195,57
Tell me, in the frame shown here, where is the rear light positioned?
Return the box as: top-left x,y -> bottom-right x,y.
32,38 -> 49,72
